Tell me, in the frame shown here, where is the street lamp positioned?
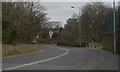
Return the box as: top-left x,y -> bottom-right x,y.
113,0 -> 116,54
71,6 -> 82,47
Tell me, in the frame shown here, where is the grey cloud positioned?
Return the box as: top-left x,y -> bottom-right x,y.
41,2 -> 87,25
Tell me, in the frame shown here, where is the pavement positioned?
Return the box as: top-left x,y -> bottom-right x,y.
2,45 -> 119,70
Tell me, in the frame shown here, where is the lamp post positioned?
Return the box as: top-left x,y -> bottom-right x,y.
113,0 -> 116,54
71,6 -> 82,47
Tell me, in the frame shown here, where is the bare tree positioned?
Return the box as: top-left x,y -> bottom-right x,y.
81,2 -> 113,42
60,16 -> 79,43
44,21 -> 62,29
2,2 -> 48,44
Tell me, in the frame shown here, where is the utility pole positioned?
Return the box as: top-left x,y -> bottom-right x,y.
113,0 -> 116,54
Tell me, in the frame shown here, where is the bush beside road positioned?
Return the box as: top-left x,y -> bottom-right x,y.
57,42 -> 101,48
2,44 -> 40,57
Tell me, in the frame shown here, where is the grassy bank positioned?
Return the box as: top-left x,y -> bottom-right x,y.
2,44 -> 40,57
88,42 -> 101,47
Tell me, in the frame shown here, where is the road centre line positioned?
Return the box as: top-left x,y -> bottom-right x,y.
3,46 -> 69,70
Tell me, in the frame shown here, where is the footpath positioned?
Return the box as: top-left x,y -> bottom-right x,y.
88,46 -> 118,70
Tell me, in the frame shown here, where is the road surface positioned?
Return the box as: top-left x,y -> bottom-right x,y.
2,45 -> 118,70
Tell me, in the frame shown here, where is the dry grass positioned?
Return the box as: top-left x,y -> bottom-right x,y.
0,44 -> 2,57
2,44 -> 40,57
88,42 -> 101,47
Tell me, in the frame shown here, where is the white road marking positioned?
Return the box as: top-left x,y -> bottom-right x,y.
3,46 -> 69,70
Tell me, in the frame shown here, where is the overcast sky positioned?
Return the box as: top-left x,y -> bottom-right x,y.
40,2 -> 87,26
40,2 -> 118,26
3,0 -> 119,26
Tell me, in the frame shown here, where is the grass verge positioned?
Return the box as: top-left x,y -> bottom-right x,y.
2,44 -> 40,57
88,42 -> 101,47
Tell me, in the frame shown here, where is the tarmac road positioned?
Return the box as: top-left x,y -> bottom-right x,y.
2,45 -> 118,70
